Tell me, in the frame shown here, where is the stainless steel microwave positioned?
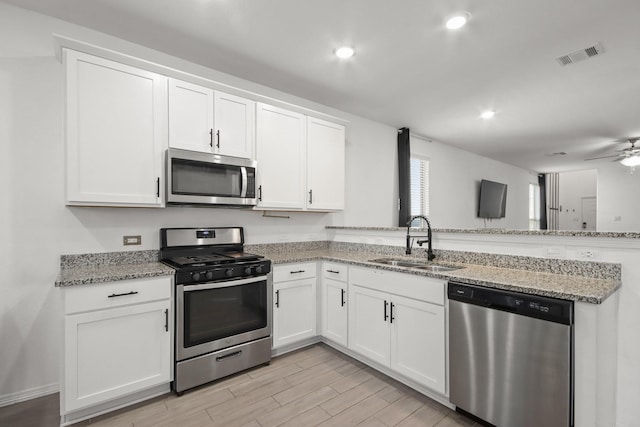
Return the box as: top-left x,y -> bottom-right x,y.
166,148 -> 257,206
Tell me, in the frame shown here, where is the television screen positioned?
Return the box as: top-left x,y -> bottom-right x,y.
478,179 -> 507,218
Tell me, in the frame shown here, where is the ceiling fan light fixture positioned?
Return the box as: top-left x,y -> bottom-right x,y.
446,12 -> 471,30
480,110 -> 495,119
620,155 -> 640,167
335,46 -> 355,59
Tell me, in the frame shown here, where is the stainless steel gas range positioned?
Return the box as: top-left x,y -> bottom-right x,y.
160,227 -> 272,394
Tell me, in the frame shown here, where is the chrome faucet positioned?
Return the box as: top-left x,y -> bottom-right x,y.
406,215 -> 436,261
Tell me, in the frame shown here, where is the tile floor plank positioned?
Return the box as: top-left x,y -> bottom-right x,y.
0,344 -> 472,427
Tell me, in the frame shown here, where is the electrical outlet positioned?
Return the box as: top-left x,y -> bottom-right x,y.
546,247 -> 566,258
580,249 -> 596,259
123,235 -> 142,246
614,216 -> 622,222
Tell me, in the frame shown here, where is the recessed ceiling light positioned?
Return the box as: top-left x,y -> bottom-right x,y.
446,12 -> 471,30
480,110 -> 496,119
335,46 -> 355,59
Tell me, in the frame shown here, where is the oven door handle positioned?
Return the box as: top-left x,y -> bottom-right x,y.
182,275 -> 267,291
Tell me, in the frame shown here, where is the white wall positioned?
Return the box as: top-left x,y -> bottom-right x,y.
597,162 -> 640,231
557,169 -> 597,230
411,135 -> 534,230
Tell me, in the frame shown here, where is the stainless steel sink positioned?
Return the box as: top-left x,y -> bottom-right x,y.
368,258 -> 463,272
369,258 -> 424,268
417,265 -> 461,272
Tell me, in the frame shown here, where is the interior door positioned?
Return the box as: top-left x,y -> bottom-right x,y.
581,196 -> 597,230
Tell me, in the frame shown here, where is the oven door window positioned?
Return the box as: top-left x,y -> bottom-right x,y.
172,158 -> 242,197
183,281 -> 267,347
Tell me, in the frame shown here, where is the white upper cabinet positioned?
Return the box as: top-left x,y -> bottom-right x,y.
168,79 -> 215,153
65,50 -> 167,207
255,103 -> 306,210
306,117 -> 345,211
214,91 -> 255,159
168,78 -> 255,159
255,105 -> 346,212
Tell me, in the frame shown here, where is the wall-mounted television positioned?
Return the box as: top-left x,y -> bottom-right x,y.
478,179 -> 507,218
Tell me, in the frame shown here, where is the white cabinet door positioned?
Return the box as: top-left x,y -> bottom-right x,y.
323,278 -> 348,346
168,78 -> 215,152
390,295 -> 446,393
63,300 -> 171,412
214,91 -> 255,159
273,278 -> 316,348
348,285 -> 391,366
255,103 -> 306,209
306,117 -> 345,211
65,50 -> 167,206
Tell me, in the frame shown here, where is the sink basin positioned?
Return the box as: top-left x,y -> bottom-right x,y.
416,265 -> 461,272
369,258 -> 424,268
368,258 -> 463,272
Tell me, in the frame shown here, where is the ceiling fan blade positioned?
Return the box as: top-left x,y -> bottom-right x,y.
584,154 -> 622,161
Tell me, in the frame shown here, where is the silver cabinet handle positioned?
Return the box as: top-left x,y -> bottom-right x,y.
216,350 -> 242,361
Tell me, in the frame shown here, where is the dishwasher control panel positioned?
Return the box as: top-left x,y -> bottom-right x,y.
448,281 -> 573,325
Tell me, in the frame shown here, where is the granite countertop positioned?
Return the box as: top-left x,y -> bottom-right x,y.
55,246 -> 621,304
326,225 -> 640,239
55,251 -> 174,287
257,249 -> 620,304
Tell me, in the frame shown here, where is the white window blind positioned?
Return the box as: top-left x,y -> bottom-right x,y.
410,156 -> 430,223
529,183 -> 541,230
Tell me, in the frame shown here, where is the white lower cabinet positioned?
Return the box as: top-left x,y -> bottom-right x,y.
349,285 -> 391,365
390,294 -> 445,393
348,266 -> 446,394
272,263 -> 317,349
320,262 -> 348,347
61,277 -> 172,415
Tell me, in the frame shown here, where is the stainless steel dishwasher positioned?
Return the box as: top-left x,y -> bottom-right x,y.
448,281 -> 574,427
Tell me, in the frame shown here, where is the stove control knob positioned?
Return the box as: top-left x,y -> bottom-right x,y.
205,271 -> 214,280
225,268 -> 234,277
244,266 -> 253,275
255,265 -> 263,274
192,272 -> 201,281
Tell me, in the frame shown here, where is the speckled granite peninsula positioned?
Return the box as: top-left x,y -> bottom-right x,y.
326,225 -> 640,238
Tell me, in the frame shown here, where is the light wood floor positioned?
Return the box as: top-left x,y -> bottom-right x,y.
1,343 -> 480,427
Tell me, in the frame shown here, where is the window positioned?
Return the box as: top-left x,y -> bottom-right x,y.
529,183 -> 541,230
409,156 -> 430,226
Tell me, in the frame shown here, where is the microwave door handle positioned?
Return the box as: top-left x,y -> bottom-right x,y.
240,167 -> 248,198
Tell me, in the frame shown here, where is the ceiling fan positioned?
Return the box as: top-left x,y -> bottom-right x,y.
585,138 -> 640,166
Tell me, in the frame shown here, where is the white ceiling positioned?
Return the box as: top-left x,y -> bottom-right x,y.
5,0 -> 640,172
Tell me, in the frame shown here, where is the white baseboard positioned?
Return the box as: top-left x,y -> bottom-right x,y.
0,383 -> 59,408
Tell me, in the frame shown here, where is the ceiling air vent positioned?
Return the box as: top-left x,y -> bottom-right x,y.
555,43 -> 603,66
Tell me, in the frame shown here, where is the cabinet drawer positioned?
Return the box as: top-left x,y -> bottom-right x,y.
273,262 -> 316,282
322,262 -> 348,282
64,276 -> 172,315
349,267 -> 444,306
